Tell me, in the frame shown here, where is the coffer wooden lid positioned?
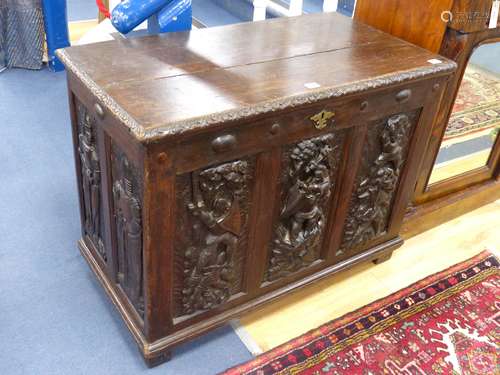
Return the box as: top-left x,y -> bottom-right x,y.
57,12 -> 456,142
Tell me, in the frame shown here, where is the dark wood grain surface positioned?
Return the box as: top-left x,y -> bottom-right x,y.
60,12 -> 456,366
354,0 -> 454,53
449,0 -> 496,32
59,12 -> 454,140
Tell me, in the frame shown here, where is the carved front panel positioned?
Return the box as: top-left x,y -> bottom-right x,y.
111,145 -> 144,317
76,100 -> 106,261
174,159 -> 255,317
339,112 -> 418,254
265,132 -> 346,282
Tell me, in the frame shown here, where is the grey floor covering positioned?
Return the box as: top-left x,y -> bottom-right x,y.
0,68 -> 252,374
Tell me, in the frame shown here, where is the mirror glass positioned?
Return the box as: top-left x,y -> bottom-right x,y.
429,42 -> 500,185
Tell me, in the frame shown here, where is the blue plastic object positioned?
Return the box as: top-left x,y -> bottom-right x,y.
112,0 -> 169,34
147,13 -> 161,34
157,0 -> 192,32
111,0 -> 191,35
41,0 -> 70,71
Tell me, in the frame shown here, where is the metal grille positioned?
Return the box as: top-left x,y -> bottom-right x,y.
0,0 -> 45,70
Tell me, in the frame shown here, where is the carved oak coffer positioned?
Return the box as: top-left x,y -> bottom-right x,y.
57,12 -> 455,367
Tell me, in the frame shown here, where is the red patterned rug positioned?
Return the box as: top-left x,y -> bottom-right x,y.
223,251 -> 500,375
445,65 -> 500,141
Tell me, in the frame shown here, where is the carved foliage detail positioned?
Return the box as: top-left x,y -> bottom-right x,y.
266,134 -> 342,281
340,113 -> 414,252
76,102 -> 106,260
180,161 -> 253,316
112,147 -> 144,317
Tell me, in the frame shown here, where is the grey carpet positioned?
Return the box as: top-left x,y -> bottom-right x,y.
0,67 -> 252,374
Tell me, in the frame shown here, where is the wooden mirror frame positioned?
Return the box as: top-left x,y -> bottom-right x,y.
413,30 -> 500,204
403,27 -> 500,237
354,0 -> 500,238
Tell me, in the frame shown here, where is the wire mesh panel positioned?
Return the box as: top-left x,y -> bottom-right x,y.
0,0 -> 45,70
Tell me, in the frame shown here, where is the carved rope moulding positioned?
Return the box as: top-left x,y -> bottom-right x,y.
57,49 -> 456,142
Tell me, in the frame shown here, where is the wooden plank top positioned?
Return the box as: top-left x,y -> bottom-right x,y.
57,12 -> 456,142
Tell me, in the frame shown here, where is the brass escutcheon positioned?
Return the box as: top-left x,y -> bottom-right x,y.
310,110 -> 335,130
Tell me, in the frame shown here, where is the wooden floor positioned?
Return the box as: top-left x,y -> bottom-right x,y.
238,200 -> 500,353
69,20 -> 98,43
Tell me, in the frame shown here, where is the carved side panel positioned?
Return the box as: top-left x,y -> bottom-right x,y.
339,112 -> 418,254
111,145 -> 144,317
265,132 -> 345,282
76,100 -> 106,261
174,159 -> 255,317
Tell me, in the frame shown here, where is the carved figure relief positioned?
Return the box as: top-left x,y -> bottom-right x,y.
112,148 -> 144,317
266,134 -> 343,281
76,102 -> 106,260
177,160 -> 253,316
340,113 -> 415,253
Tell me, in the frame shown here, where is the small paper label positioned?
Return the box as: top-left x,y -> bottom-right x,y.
304,82 -> 321,89
489,0 -> 500,29
428,59 -> 443,65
